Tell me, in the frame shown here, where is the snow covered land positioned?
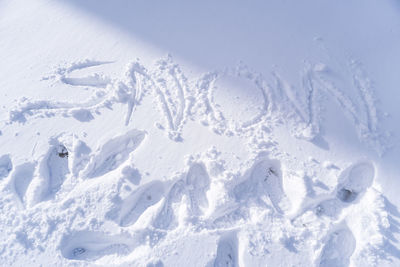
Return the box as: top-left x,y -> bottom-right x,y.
1,0 -> 400,266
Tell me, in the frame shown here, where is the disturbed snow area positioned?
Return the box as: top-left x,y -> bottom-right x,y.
1,0 -> 400,266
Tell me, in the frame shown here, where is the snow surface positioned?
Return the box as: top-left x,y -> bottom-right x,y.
1,0 -> 400,266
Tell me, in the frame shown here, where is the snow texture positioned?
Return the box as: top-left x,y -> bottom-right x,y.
0,0 -> 400,266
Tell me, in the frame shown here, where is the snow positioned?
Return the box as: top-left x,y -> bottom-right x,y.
1,0 -> 400,266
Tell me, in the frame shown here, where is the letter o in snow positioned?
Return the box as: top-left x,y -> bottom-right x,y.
210,69 -> 269,128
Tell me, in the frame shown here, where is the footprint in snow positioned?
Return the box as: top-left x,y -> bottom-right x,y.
335,161 -> 375,203
82,129 -> 145,178
25,142 -> 70,206
186,163 -> 210,217
107,180 -> 165,227
234,158 -> 290,214
318,224 -> 356,267
153,162 -> 211,229
42,144 -> 69,198
213,231 -> 239,267
315,161 -> 375,218
153,178 -> 185,230
9,162 -> 36,207
71,139 -> 91,177
60,231 -> 134,261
